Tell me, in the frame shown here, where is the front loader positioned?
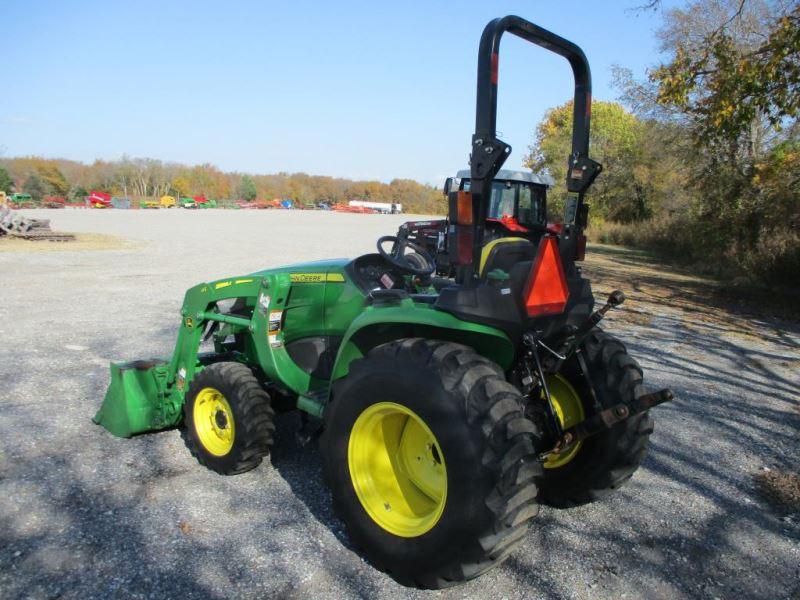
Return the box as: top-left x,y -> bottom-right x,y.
95,15 -> 672,589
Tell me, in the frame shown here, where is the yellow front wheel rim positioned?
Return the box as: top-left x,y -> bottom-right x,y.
348,402 -> 447,538
543,375 -> 585,469
193,387 -> 235,456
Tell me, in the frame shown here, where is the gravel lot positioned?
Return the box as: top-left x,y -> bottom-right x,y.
1,209 -> 798,599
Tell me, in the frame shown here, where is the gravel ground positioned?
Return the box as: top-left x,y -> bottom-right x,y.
1,209 -> 798,599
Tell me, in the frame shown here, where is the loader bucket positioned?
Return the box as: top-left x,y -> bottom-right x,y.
93,359 -> 173,438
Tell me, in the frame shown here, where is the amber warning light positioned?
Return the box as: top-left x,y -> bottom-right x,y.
455,191 -> 473,225
453,190 -> 474,265
524,237 -> 569,317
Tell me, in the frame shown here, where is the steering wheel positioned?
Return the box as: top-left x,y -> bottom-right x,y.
377,236 -> 436,276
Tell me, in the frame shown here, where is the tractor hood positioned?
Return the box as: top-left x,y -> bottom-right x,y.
249,258 -> 350,280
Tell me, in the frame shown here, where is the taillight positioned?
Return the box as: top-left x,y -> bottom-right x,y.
456,228 -> 473,264
575,234 -> 587,261
455,191 -> 473,225
524,236 -> 569,317
447,190 -> 474,266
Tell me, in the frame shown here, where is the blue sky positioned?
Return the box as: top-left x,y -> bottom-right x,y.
2,1 -> 678,184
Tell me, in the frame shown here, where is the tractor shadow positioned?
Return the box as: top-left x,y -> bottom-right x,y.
269,411 -> 356,550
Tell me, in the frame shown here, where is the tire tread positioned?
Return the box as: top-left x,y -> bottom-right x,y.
182,362 -> 274,475
323,338 -> 542,589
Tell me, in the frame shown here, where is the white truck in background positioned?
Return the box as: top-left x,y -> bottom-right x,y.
348,200 -> 402,214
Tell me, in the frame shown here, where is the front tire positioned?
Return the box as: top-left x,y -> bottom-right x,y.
183,362 -> 275,475
321,339 -> 542,589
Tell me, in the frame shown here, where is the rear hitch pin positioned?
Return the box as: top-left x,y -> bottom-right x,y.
537,339 -> 566,361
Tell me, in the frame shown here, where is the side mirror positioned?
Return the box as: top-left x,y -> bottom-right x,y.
443,177 -> 455,196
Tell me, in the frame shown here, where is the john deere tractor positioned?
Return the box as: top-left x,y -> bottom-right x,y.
95,16 -> 672,588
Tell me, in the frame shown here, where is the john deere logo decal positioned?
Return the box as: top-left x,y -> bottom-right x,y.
290,273 -> 325,283
290,273 -> 345,283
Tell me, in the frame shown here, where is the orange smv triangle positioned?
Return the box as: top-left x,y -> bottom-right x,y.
524,236 -> 569,317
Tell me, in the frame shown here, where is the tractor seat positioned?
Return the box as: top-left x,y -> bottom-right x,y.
479,237 -> 535,277
430,276 -> 453,291
410,293 -> 438,304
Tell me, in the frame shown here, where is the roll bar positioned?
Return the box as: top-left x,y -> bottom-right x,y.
466,16 -> 602,274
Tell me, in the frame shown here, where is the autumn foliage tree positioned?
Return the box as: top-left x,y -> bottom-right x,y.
526,100 -> 660,222
646,0 -> 800,284
652,1 -> 799,151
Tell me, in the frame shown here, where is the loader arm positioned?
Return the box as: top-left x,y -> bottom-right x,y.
94,273 -> 322,437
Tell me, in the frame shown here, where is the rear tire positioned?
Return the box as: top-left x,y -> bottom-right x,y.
182,362 -> 275,475
321,338 -> 542,589
536,329 -> 654,507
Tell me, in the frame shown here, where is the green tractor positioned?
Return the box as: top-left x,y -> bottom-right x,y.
95,16 -> 672,588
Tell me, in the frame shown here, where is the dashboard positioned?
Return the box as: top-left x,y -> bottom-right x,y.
346,253 -> 408,294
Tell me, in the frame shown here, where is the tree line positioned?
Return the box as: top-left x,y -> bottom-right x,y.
527,0 -> 799,287
0,156 -> 447,214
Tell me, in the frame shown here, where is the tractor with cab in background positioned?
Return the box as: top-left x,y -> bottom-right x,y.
397,168 -> 555,278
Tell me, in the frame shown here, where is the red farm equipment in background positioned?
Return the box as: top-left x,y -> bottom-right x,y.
88,191 -> 113,209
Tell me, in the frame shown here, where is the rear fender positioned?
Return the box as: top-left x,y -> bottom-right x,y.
330,301 -> 515,382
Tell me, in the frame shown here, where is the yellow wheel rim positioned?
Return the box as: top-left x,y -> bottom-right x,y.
543,375 -> 585,469
348,402 -> 447,538
193,387 -> 235,456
